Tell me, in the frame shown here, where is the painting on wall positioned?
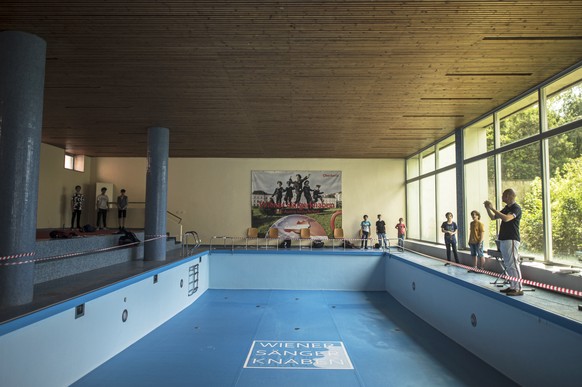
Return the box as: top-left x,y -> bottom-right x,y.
251,171 -> 342,239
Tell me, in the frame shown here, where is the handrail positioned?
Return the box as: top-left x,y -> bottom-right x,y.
100,201 -> 184,240
207,236 -> 399,253
166,211 -> 183,241
166,210 -> 182,224
182,231 -> 201,256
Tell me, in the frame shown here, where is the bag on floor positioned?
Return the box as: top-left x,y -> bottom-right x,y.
312,240 -> 324,248
119,230 -> 140,245
279,239 -> 291,248
342,240 -> 355,249
82,224 -> 97,233
50,230 -> 70,239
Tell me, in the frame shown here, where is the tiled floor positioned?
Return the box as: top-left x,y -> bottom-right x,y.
0,247 -> 190,323
74,289 -> 517,387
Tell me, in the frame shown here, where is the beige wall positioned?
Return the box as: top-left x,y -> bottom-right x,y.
37,143 -> 95,228
93,157 -> 406,243
38,146 -> 406,240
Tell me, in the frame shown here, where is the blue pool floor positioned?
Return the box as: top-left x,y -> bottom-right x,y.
74,289 -> 516,386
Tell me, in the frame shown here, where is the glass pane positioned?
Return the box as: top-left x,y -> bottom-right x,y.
73,155 -> 85,172
64,154 -> 74,170
464,116 -> 494,159
465,156 -> 497,251
406,181 -> 420,239
420,146 -> 435,175
420,176 -> 436,242
499,92 -> 539,147
436,169 -> 457,243
545,66 -> 582,131
548,126 -> 582,265
500,142 -> 542,259
407,155 -> 420,179
437,136 -> 456,168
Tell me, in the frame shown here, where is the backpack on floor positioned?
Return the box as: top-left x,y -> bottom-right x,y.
312,240 -> 324,248
50,230 -> 70,239
342,240 -> 355,249
279,239 -> 291,248
82,224 -> 97,233
119,231 -> 140,245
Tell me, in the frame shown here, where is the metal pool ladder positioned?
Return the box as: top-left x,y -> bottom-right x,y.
182,230 -> 201,256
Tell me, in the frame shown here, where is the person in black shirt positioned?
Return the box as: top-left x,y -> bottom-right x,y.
117,189 -> 128,230
376,214 -> 387,250
70,185 -> 84,230
441,212 -> 460,265
484,188 -> 523,296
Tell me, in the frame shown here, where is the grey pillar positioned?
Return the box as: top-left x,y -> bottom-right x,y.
0,32 -> 46,307
455,129 -> 466,249
144,127 -> 169,261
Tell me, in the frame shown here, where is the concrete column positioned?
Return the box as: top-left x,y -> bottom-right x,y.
455,129 -> 466,249
0,31 -> 46,307
144,127 -> 169,261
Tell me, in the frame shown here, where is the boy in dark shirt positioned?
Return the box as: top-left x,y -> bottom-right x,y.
376,214 -> 387,250
71,185 -> 84,230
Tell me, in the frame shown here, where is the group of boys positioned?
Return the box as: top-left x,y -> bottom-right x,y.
360,215 -> 406,252
70,186 -> 128,231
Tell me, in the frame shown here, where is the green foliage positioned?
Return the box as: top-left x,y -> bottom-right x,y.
521,177 -> 543,251
549,157 -> 582,254
521,157 -> 582,255
547,85 -> 582,128
500,85 -> 582,257
487,85 -> 582,181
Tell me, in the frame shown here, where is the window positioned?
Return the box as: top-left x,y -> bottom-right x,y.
436,168 -> 457,241
405,63 -> 582,266
64,154 -> 74,170
498,93 -> 539,147
500,142 -> 542,259
464,116 -> 494,160
406,181 -> 420,240
548,126 -> 582,265
545,66 -> 582,131
64,153 -> 85,172
464,156 -> 496,250
420,146 -> 435,175
437,136 -> 455,168
420,176 -> 436,242
407,155 -> 420,179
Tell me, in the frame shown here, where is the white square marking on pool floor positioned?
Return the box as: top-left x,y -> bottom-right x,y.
244,340 -> 354,370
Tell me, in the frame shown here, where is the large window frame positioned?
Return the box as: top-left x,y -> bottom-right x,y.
405,61 -> 582,266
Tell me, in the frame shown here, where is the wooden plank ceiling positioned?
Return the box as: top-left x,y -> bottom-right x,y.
2,1 -> 582,158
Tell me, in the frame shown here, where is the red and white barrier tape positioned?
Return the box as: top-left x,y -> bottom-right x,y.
434,256 -> 582,298
0,235 -> 166,267
0,251 -> 36,261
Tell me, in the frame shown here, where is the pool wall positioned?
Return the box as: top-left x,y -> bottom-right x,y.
0,254 -> 209,387
209,250 -> 385,290
385,254 -> 582,387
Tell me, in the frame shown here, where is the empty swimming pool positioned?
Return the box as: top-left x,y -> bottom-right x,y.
74,289 -> 515,386
1,249 -> 581,386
